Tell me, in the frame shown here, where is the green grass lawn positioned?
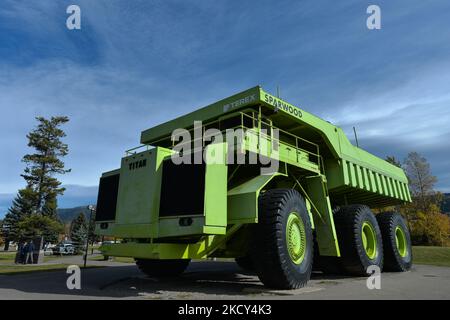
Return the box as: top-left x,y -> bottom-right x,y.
0,252 -> 102,275
0,252 -> 74,263
0,252 -> 16,262
412,246 -> 450,267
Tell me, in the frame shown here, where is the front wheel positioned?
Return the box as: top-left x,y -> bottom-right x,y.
250,189 -> 314,289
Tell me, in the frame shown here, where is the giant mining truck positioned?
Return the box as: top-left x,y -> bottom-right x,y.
95,86 -> 412,289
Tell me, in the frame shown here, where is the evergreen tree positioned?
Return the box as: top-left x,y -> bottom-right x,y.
21,116 -> 71,216
17,214 -> 64,243
70,212 -> 88,251
0,219 -> 4,248
2,116 -> 70,244
2,187 -> 35,242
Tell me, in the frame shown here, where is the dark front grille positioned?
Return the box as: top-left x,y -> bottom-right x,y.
95,174 -> 120,221
159,161 -> 206,217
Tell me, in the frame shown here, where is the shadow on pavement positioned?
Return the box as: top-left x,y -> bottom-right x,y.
0,261 -> 353,299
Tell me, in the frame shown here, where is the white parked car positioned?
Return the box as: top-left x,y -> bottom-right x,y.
102,240 -> 121,245
52,243 -> 77,255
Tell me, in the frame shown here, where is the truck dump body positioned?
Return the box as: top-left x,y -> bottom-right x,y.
140,86 -> 410,207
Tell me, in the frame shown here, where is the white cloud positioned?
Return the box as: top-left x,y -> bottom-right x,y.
1,1 -> 450,194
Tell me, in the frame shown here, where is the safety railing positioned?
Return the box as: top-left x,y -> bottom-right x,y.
126,111 -> 322,171
125,144 -> 153,156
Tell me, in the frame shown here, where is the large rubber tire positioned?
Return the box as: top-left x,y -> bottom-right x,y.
334,205 -> 383,276
250,189 -> 314,289
135,259 -> 190,277
376,212 -> 412,272
235,256 -> 255,272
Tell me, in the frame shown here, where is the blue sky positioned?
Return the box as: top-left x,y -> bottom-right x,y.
1,1 -> 450,216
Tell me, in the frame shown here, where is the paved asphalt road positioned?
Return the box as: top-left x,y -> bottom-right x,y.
0,261 -> 449,300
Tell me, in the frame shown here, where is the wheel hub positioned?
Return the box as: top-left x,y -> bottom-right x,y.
361,222 -> 377,260
286,212 -> 306,265
395,226 -> 408,257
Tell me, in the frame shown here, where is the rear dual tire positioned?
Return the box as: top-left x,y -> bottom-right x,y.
320,206 -> 412,275
376,212 -> 412,271
333,205 -> 383,276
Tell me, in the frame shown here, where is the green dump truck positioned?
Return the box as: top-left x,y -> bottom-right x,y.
95,86 -> 412,289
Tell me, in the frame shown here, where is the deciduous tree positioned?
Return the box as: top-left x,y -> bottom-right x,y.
404,152 -> 439,211
409,204 -> 450,246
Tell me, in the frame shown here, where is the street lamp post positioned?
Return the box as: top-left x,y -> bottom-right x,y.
84,205 -> 96,268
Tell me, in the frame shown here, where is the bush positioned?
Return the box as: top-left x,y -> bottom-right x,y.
409,204 -> 450,246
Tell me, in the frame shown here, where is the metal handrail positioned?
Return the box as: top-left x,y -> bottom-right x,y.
127,111 -> 321,169
238,112 -> 320,167
125,145 -> 152,156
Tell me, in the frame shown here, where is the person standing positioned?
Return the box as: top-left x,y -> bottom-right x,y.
15,242 -> 25,264
25,240 -> 35,264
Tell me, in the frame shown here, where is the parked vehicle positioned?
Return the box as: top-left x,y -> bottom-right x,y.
102,240 -> 121,245
52,243 -> 77,255
95,86 -> 413,289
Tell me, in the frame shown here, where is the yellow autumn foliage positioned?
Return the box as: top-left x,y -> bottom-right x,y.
409,204 -> 450,246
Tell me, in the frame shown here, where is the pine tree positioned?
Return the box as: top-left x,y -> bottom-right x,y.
2,187 -> 35,242
2,116 -> 70,244
17,214 -> 64,243
21,116 -> 71,215
0,225 -> 3,248
70,212 -> 88,251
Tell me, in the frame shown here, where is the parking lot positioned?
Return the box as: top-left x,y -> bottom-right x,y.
1,258 -> 450,300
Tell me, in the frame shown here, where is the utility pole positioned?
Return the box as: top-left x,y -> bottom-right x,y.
84,205 -> 96,268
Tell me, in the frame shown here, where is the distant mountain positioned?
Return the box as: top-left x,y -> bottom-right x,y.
57,185 -> 98,208
0,184 -> 98,219
57,206 -> 92,224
